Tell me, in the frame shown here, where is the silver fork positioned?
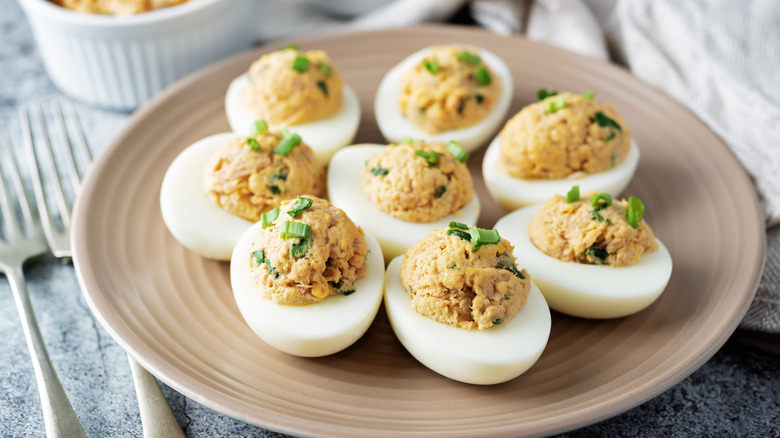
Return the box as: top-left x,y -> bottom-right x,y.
23,101 -> 186,438
0,132 -> 86,436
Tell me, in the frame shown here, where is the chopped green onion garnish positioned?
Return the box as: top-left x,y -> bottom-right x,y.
591,192 -> 613,208
319,62 -> 332,77
447,229 -> 471,242
469,226 -> 500,252
261,207 -> 279,229
317,80 -> 328,97
591,208 -> 610,223
476,94 -> 484,105
246,137 -> 260,151
457,98 -> 466,114
583,91 -> 596,100
537,88 -> 558,101
400,137 -> 414,144
497,255 -> 525,279
280,44 -> 299,51
250,119 -> 268,137
475,67 -> 491,86
584,246 -> 609,264
292,56 -> 310,72
594,111 -> 622,131
566,185 -> 580,203
287,196 -> 313,218
414,149 -> 442,165
457,51 -> 481,65
449,222 -> 468,230
447,140 -> 469,163
446,262 -> 458,269
290,239 -> 309,259
545,96 -> 566,113
280,221 -> 311,239
492,318 -> 503,325
422,57 -> 439,74
436,185 -> 446,198
269,185 -> 281,195
370,165 -> 388,176
251,249 -> 265,267
338,288 -> 356,296
273,132 -> 301,156
626,195 -> 645,228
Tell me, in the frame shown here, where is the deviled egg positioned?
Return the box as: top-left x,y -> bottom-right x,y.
225,46 -> 360,165
328,140 -> 480,262
375,45 -> 513,152
231,196 -> 384,357
160,126 -> 325,260
494,188 -> 672,319
384,224 -> 550,385
483,91 -> 640,210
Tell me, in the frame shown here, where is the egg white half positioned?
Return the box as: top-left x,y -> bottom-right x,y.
231,222 -> 385,357
160,132 -> 253,261
225,74 -> 361,166
384,256 -> 550,385
328,144 -> 481,263
494,204 -> 672,319
374,46 -> 513,152
483,137 -> 641,211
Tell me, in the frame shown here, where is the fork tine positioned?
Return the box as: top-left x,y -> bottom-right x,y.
50,101 -> 82,193
0,133 -> 21,240
63,101 -> 93,167
25,105 -> 72,230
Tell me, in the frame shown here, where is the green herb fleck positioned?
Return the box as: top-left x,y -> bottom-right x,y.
436,185 -> 446,198
497,254 -> 525,279
273,131 -> 301,156
584,246 -> 609,264
423,57 -> 440,74
449,222 -> 468,230
537,88 -> 558,101
400,137 -> 415,144
457,98 -> 466,114
290,239 -> 309,259
251,249 -> 265,267
269,185 -> 281,196
319,62 -> 332,77
447,229 -> 471,242
591,192 -> 613,209
475,67 -> 491,86
457,50 -> 481,65
545,95 -> 566,113
626,195 -> 645,228
414,149 -> 443,165
288,196 -> 313,218
594,111 -> 622,141
338,289 -> 356,296
261,207 -> 279,229
493,318 -> 503,325
567,185 -> 580,203
280,44 -> 299,51
291,55 -> 310,72
317,80 -> 328,97
476,94 -> 484,105
447,140 -> 469,163
249,119 -> 268,137
446,262 -> 458,269
370,165 -> 389,176
246,137 -> 260,151
583,91 -> 596,100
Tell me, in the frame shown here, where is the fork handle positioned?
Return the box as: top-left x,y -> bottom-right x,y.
7,265 -> 87,438
128,355 -> 186,438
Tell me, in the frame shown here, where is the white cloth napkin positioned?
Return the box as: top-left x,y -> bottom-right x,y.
254,0 -> 780,333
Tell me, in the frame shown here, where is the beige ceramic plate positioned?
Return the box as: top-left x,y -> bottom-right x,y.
72,26 -> 765,437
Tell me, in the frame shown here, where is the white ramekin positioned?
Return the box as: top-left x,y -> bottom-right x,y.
18,0 -> 256,110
